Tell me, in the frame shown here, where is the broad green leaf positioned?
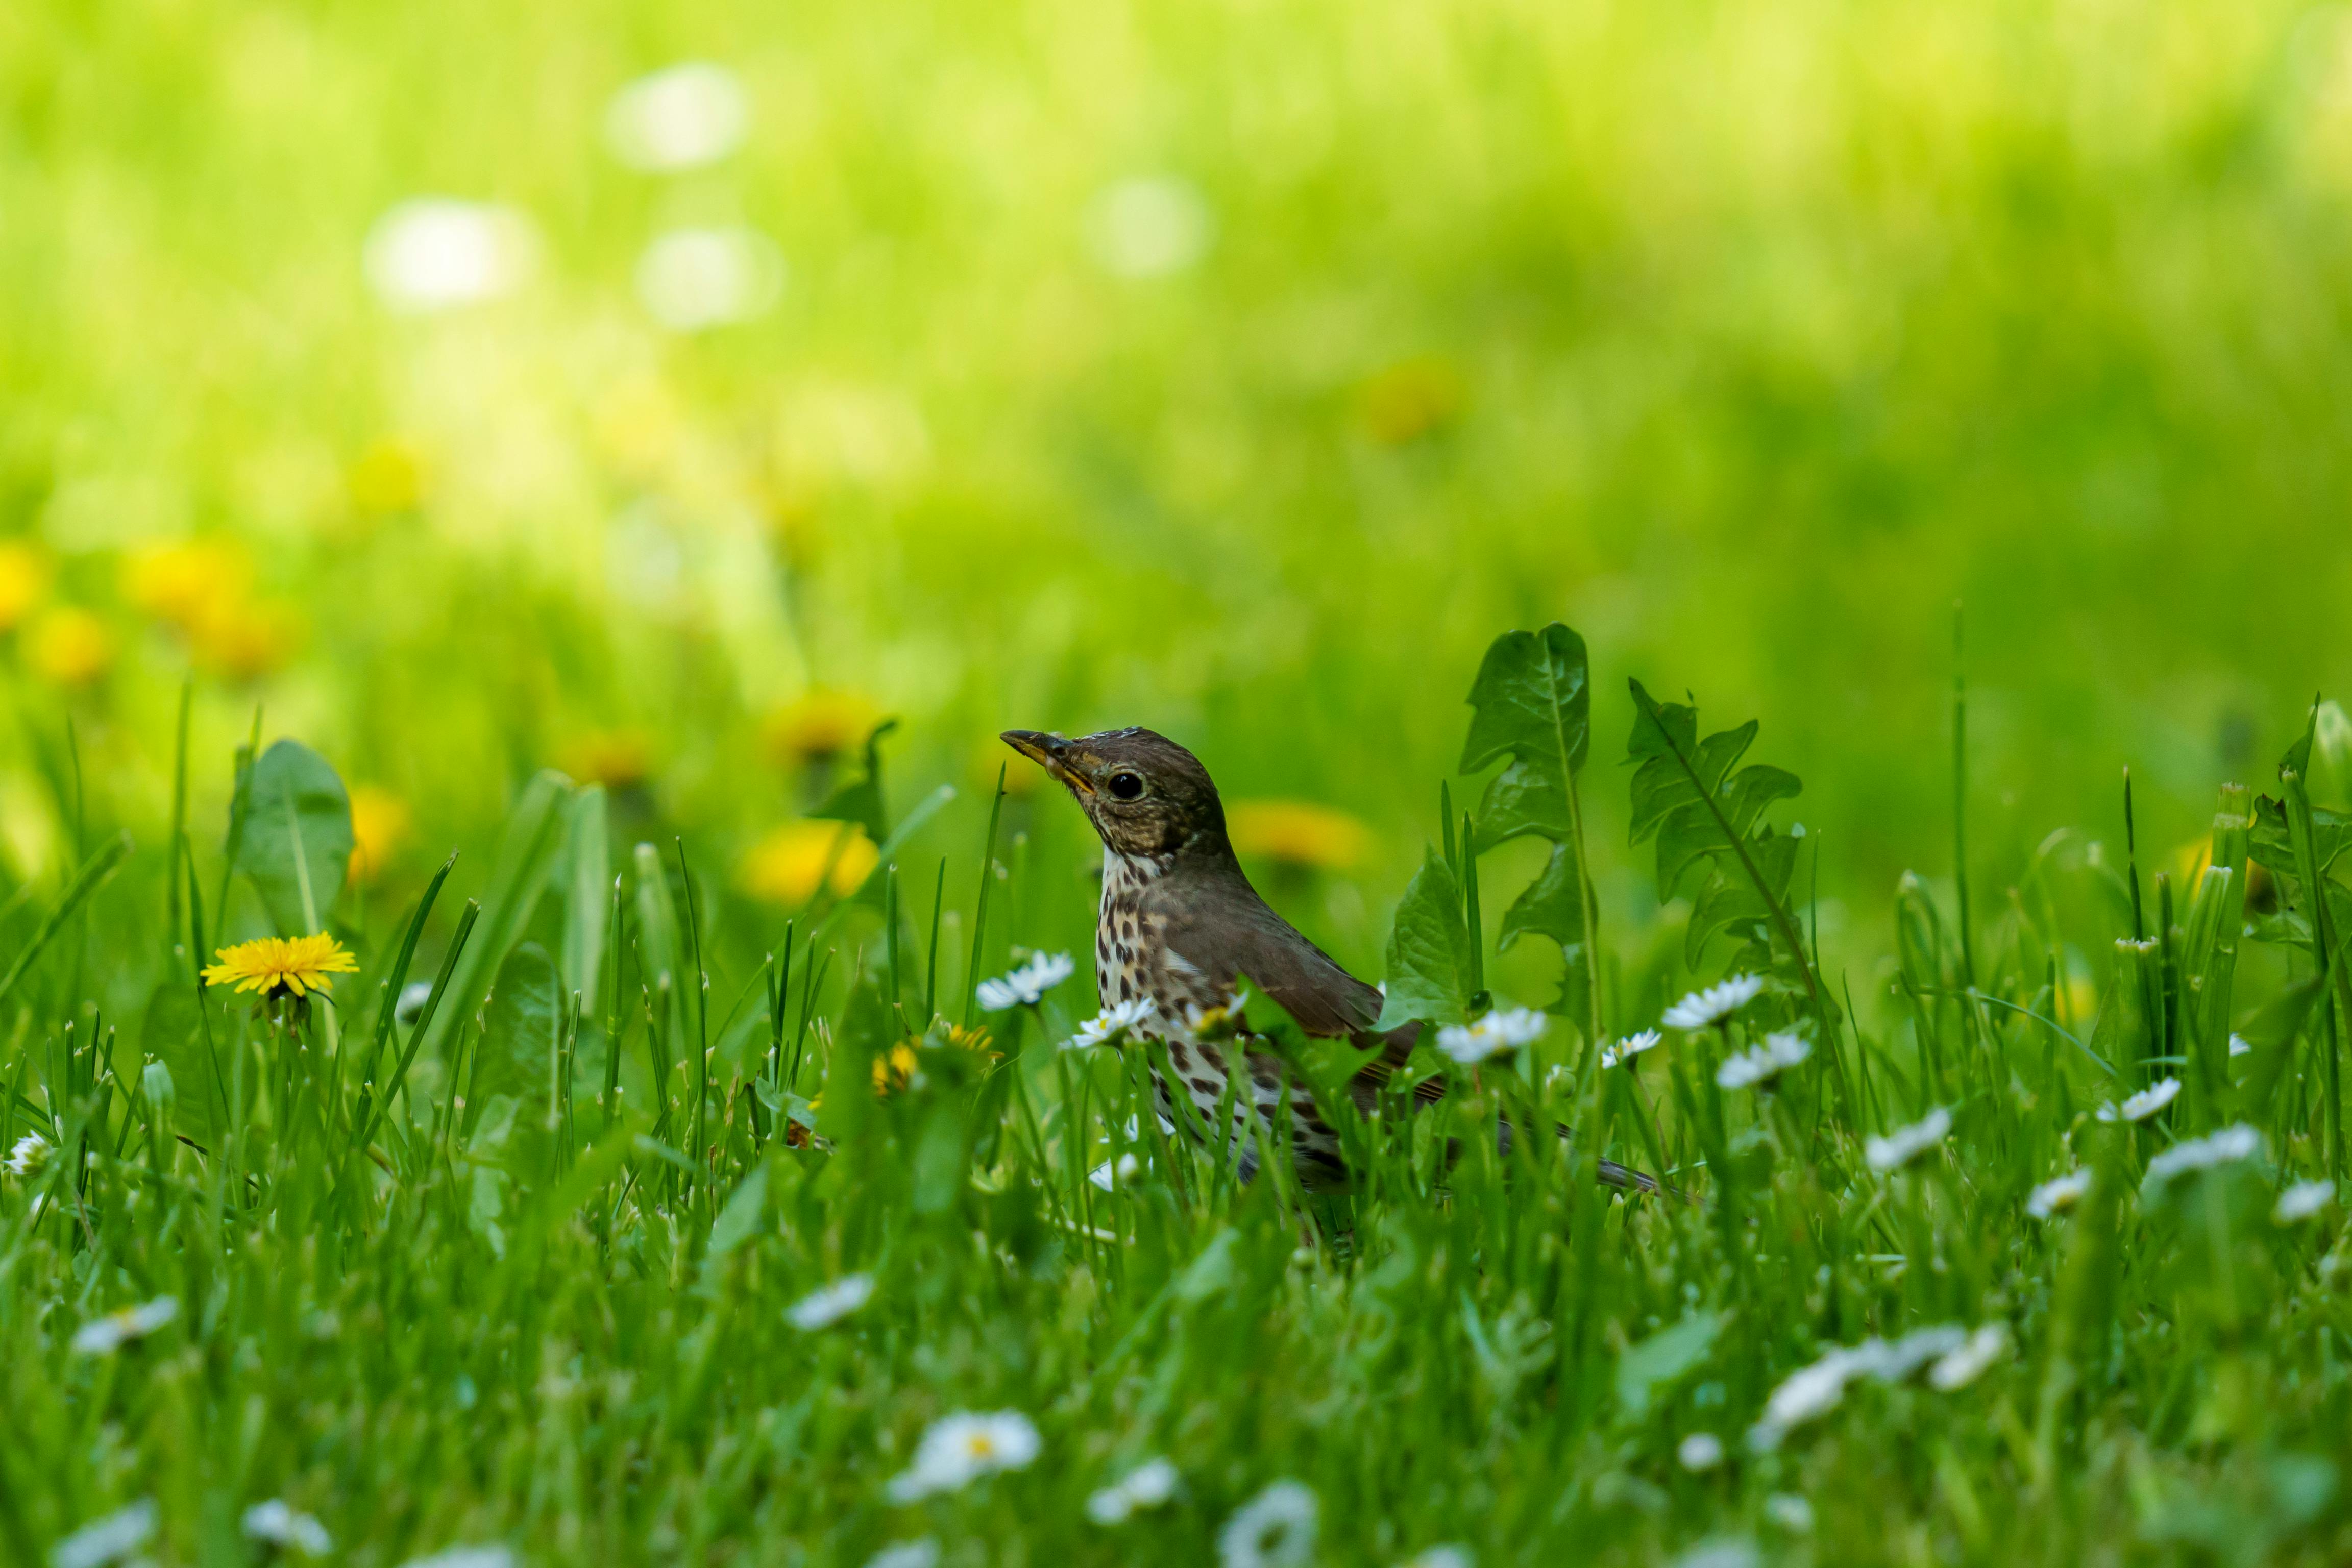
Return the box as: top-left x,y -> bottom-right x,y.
1376,849 -> 1477,1030
2250,795 -> 2349,878
479,941 -> 560,1110
233,740 -> 353,935
2236,973 -> 2324,1119
1497,840 -> 1584,954
1686,831 -> 1801,964
708,1163 -> 769,1256
1615,1311 -> 1721,1420
142,977 -> 231,1148
812,719 -> 898,843
421,771 -> 573,1067
1462,623 -> 1590,846
561,786 -> 610,1009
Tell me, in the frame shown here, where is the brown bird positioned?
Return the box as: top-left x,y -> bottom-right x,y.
1000,725 -> 1657,1194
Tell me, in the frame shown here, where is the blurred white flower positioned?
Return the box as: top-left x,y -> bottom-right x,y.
1671,1543 -> 1760,1568
606,62 -> 749,172
866,1542 -> 939,1568
636,227 -> 783,331
71,1296 -> 179,1356
396,979 -> 436,1025
1085,1457 -> 1180,1524
1089,176 -> 1213,279
1436,1007 -> 1548,1065
2276,1179 -> 2336,1224
2143,1123 -> 2262,1191
1068,998 -> 1157,1049
1089,1153 -> 1141,1192
1749,1324 -> 1973,1448
1928,1324 -> 2010,1390
786,1274 -> 874,1330
2228,1033 -> 2252,1058
1400,1549 -> 1474,1568
6,1131 -> 48,1176
1716,1032 -> 1811,1090
399,1550 -> 516,1568
1677,1432 -> 1725,1471
2026,1170 -> 2091,1219
1600,1030 -> 1662,1069
1866,1108 -> 1951,1173
977,952 -> 1075,1011
242,1500 -> 332,1557
51,1500 -> 156,1568
2096,1076 -> 2179,1123
887,1410 -> 1041,1501
1219,1480 -> 1318,1568
364,200 -> 533,313
1662,975 -> 1763,1031
1763,1494 -> 1814,1533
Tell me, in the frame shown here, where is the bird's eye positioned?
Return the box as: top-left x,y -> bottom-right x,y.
1108,771 -> 1144,800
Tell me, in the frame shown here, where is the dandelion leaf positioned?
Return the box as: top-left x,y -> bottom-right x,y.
1615,1311 -> 1721,1421
233,739 -> 353,936
1462,623 -> 1590,846
1375,848 -> 1476,1030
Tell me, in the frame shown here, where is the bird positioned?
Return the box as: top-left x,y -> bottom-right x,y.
999,725 -> 1658,1195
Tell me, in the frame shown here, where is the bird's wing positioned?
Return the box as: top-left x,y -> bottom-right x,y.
1148,867 -> 1386,1038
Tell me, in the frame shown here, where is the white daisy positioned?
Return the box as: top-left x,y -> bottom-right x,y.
1400,1549 -> 1475,1568
605,62 -> 749,172
2143,1124 -> 2262,1190
1085,1457 -> 1180,1524
1600,1030 -> 1662,1070
786,1275 -> 874,1331
399,1548 -> 516,1568
1927,1324 -> 2010,1391
1067,998 -> 1158,1050
1764,1494 -> 1814,1533
6,1131 -> 49,1177
866,1542 -> 939,1568
242,1500 -> 332,1557
51,1500 -> 157,1568
1672,1544 -> 1762,1568
71,1296 -> 179,1357
2096,1076 -> 2180,1123
1088,176 -> 1214,279
886,1410 -> 1042,1501
1435,1007 -> 1549,1065
636,227 -> 783,332
1866,1108 -> 1951,1173
1715,1032 -> 1812,1090
1677,1432 -> 1725,1471
2228,1034 -> 2252,1059
1748,1324 -> 1973,1448
2275,1179 -> 2336,1225
1089,1154 -> 1141,1192
2026,1171 -> 2092,1219
1218,1480 -> 1318,1568
1661,974 -> 1765,1031
976,952 -> 1076,1012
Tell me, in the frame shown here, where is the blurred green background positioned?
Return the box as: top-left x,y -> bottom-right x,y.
5,0 -> 2351,989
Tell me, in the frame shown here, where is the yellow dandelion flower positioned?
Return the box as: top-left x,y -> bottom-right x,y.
559,730 -> 654,790
348,787 -> 412,885
27,608 -> 115,686
742,821 -> 879,906
189,598 -> 300,681
201,934 -> 360,1000
348,435 -> 430,517
1226,799 -> 1369,872
1355,356 -> 1466,446
0,541 -> 51,631
122,540 -> 248,633
763,691 -> 880,766
871,1042 -> 921,1095
939,1023 -> 995,1057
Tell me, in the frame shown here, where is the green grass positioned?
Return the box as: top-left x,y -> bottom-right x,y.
7,624 -> 2352,1566
9,0 -> 2352,1559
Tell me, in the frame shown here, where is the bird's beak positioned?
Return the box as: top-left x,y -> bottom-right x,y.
1000,730 -> 1095,795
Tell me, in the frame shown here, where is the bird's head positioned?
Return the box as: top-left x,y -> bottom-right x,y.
999,727 -> 1228,860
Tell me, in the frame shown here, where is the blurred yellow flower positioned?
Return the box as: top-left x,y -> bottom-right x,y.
348,787 -> 412,885
0,542 -> 50,630
764,691 -> 880,766
872,1023 -> 996,1096
349,436 -> 430,517
742,820 -> 879,905
1356,357 -> 1466,446
27,608 -> 114,686
124,540 -> 248,633
560,730 -> 654,790
190,599 -> 300,681
202,933 -> 358,1000
1226,799 -> 1369,872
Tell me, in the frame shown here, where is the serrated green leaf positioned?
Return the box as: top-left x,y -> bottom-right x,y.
234,739 -> 353,935
1685,831 -> 1800,964
2236,973 -> 2324,1119
2251,794 -> 2349,878
1462,623 -> 1590,846
1376,848 -> 1476,1030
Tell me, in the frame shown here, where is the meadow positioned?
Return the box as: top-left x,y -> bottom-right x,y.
9,0 -> 2352,1562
